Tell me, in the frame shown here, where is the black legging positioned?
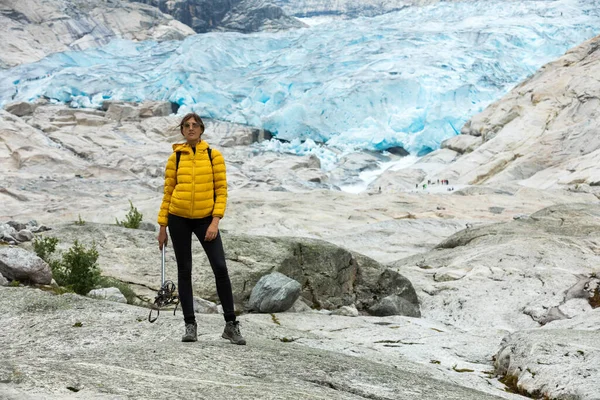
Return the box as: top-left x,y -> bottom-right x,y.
168,214 -> 236,324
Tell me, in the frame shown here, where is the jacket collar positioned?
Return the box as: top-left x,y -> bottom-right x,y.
172,141 -> 209,154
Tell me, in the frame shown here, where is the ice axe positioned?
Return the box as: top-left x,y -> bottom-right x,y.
148,245 -> 179,323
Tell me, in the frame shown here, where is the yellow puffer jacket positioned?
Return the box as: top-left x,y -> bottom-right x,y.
157,141 -> 227,226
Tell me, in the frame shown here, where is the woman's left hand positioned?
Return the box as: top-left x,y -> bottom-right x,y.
205,222 -> 219,241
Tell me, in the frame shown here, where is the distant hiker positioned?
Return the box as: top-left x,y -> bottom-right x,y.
157,112 -> 246,345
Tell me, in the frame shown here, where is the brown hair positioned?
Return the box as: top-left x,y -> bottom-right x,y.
179,113 -> 205,135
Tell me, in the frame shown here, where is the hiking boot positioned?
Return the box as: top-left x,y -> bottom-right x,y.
182,322 -> 197,342
222,321 -> 246,345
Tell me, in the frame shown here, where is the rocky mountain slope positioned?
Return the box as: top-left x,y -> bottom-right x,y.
0,0 -> 194,68
432,35 -> 600,191
129,0 -> 305,33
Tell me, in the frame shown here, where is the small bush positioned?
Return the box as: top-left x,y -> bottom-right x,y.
33,236 -> 59,263
116,200 -> 143,229
75,214 -> 85,226
59,240 -> 101,295
33,236 -> 102,296
97,276 -> 137,304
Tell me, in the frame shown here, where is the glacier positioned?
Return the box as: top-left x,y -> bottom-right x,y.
1,0 -> 600,164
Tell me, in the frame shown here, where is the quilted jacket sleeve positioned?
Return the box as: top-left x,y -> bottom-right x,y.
157,152 -> 177,226
211,149 -> 228,218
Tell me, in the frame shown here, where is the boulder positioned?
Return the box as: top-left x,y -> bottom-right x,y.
87,287 -> 127,304
368,294 -> 421,317
138,101 -> 173,118
0,224 -> 18,243
15,229 -> 34,242
0,247 -> 52,284
105,103 -> 139,121
247,272 -> 301,313
5,102 -> 38,117
193,297 -> 219,314
284,298 -> 313,313
0,272 -> 8,286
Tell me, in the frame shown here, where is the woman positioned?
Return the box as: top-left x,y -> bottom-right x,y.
157,112 -> 245,345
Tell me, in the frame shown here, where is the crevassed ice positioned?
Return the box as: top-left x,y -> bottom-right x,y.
1,0 -> 599,162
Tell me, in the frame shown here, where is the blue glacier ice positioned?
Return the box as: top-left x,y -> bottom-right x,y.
1,0 -> 600,165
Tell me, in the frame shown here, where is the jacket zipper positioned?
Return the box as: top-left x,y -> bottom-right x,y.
190,149 -> 196,216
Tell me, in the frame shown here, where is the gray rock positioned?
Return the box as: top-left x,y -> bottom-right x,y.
5,101 -> 37,117
332,304 -> 359,317
87,287 -> 127,304
488,207 -> 504,214
106,103 -> 139,121
248,272 -> 301,313
193,297 -> 218,314
15,229 -> 34,242
6,220 -> 26,232
369,294 -> 421,317
138,101 -> 173,118
284,298 -> 313,313
0,247 -> 52,284
0,224 -> 18,240
29,224 -> 50,233
0,272 -> 8,286
138,221 -> 157,232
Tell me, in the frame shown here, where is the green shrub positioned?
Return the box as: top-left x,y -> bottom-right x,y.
75,214 -> 85,226
115,200 -> 143,229
59,240 -> 101,295
33,236 -> 59,263
33,236 -> 102,296
97,276 -> 137,304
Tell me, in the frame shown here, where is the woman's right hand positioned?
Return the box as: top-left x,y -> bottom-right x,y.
157,226 -> 168,250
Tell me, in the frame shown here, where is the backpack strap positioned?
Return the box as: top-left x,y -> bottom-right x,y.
207,148 -> 216,203
176,151 -> 182,171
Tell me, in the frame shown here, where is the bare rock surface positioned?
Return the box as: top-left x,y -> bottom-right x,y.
389,203 -> 600,331
0,286 -> 507,400
495,309 -> 600,400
